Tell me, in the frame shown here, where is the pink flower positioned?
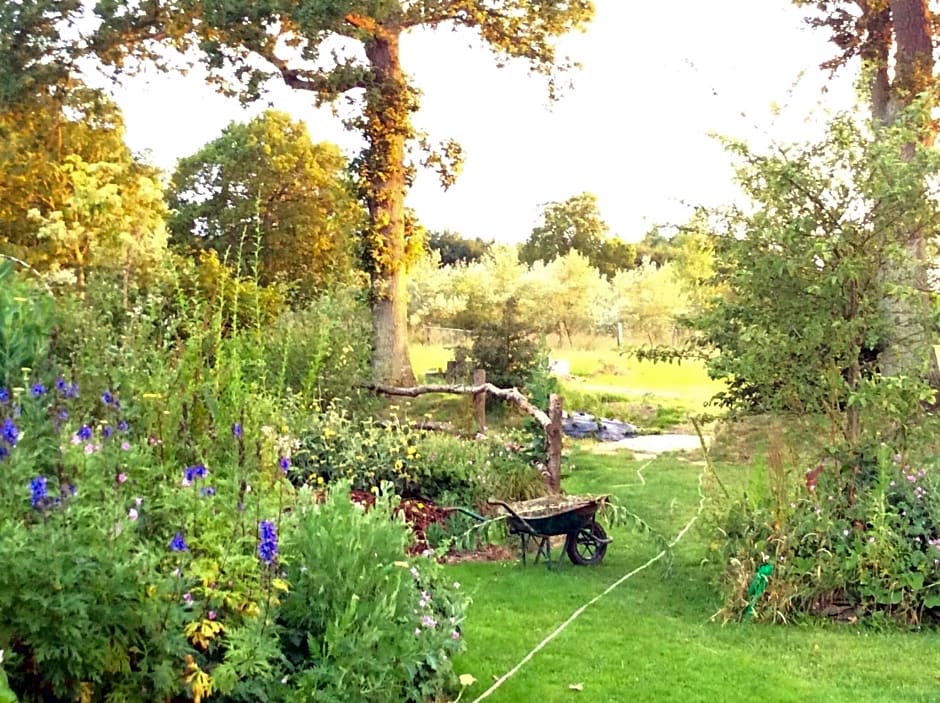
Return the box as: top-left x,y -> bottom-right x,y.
127,508 -> 139,521
208,610 -> 217,621
121,441 -> 131,451
451,630 -> 460,640
134,497 -> 143,506
117,473 -> 127,484
183,592 -> 192,604
181,478 -> 192,487
84,443 -> 96,455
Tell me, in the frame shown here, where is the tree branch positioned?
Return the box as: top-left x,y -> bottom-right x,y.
364,382 -> 551,428
255,36 -> 368,96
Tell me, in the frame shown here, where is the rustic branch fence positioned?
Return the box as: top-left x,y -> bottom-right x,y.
366,369 -> 565,493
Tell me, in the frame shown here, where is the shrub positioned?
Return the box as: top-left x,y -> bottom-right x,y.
712,443 -> 940,624
279,482 -> 468,702
465,296 -> 541,391
290,406 -> 424,496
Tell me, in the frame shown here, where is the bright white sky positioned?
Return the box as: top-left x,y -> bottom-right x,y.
110,1 -> 858,243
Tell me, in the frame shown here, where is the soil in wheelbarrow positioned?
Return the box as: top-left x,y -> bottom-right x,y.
504,495 -> 602,518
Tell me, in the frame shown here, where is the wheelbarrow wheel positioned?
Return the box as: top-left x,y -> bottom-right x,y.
565,522 -> 609,566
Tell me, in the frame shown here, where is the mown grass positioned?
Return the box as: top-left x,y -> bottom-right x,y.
447,449 -> 940,702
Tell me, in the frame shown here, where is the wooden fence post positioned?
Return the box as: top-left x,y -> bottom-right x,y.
546,393 -> 563,493
472,368 -> 487,433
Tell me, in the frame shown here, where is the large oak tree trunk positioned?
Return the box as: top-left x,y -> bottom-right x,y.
364,30 -> 416,386
878,0 -> 936,379
372,267 -> 416,385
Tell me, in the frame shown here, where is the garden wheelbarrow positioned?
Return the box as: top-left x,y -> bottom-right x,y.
486,495 -> 612,567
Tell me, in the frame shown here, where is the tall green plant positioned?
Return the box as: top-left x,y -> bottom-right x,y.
0,263 -> 54,387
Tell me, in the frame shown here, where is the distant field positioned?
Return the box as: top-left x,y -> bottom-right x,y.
409,342 -> 725,430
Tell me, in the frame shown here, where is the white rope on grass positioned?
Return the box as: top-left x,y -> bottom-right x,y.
469,465 -> 707,703
608,457 -> 653,490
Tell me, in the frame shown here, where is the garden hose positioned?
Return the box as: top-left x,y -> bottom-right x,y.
743,563 -> 774,619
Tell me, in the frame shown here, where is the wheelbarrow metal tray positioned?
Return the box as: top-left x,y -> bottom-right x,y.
505,499 -> 603,535
497,495 -> 608,534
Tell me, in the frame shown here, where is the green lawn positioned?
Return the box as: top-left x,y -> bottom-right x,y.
447,449 -> 940,702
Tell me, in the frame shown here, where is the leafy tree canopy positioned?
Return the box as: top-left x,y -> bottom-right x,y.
169,110 -> 363,299
426,229 -> 490,265
688,108 -> 940,438
519,192 -> 634,278
0,84 -> 167,296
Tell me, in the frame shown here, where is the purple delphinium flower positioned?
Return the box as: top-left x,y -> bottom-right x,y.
29,476 -> 47,507
103,426 -> 113,439
279,456 -> 290,474
170,532 -> 188,552
76,424 -> 92,441
2,418 -> 18,446
117,419 -> 129,432
102,390 -> 114,405
200,486 -> 215,498
55,377 -> 68,394
0,445 -> 8,461
232,423 -> 242,438
30,383 -> 45,397
184,465 -> 208,482
258,520 -> 278,565
0,388 -> 9,404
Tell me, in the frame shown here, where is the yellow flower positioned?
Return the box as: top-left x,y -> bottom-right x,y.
184,619 -> 225,649
183,656 -> 215,703
394,459 -> 404,471
459,674 -> 477,687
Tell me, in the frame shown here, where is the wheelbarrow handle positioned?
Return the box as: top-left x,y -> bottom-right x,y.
486,499 -> 544,536
486,499 -> 523,520
441,506 -> 487,523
